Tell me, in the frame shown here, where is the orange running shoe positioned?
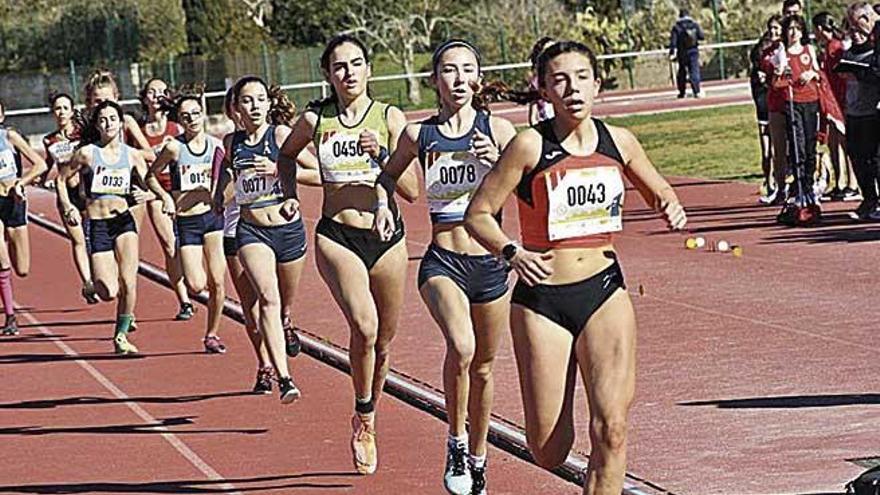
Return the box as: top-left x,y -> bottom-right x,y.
351,412 -> 377,474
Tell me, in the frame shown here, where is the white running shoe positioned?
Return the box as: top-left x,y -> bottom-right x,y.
444,440 -> 471,495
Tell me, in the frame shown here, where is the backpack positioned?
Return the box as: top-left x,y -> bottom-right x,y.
847,465 -> 880,495
682,24 -> 699,49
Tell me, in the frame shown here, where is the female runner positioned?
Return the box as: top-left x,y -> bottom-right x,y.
139,78 -> 194,319
58,101 -> 148,353
464,41 -> 687,495
147,91 -> 227,353
279,34 -> 419,475
374,39 -> 516,495
0,106 -> 48,335
43,92 -> 99,304
214,76 -> 309,403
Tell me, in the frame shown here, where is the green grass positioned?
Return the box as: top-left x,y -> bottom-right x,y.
606,104 -> 764,182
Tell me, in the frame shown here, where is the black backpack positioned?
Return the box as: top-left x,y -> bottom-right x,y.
682,25 -> 699,49
847,465 -> 880,495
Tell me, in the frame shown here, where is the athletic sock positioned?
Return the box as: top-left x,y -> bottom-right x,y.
468,453 -> 486,470
0,269 -> 14,318
115,314 -> 134,336
355,395 -> 375,415
448,433 -> 468,448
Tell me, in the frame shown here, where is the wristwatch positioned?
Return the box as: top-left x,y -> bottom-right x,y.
501,242 -> 518,262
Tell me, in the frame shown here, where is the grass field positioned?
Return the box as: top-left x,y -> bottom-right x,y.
607,104 -> 763,182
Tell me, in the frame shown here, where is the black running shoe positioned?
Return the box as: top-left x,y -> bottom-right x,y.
278,376 -> 301,404
469,463 -> 487,495
175,302 -> 195,321
284,322 -> 301,358
253,367 -> 274,394
1,315 -> 18,336
81,282 -> 99,305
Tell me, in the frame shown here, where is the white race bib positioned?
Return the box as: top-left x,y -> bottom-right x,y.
179,161 -> 212,192
47,140 -> 77,165
234,168 -> 281,206
0,149 -> 16,181
91,166 -> 131,196
545,166 -> 625,241
319,131 -> 379,183
425,151 -> 490,215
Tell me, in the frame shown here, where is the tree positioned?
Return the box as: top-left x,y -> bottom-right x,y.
183,0 -> 268,55
341,0 -> 469,104
268,0 -> 349,46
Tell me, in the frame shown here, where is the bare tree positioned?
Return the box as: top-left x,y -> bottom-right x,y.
342,0 -> 467,104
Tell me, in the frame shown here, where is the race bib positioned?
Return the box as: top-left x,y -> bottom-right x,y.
91,166 -> 131,196
0,150 -> 16,181
234,167 -> 281,206
425,151 -> 490,215
47,140 -> 78,165
545,166 -> 625,241
179,161 -> 212,192
319,130 -> 380,183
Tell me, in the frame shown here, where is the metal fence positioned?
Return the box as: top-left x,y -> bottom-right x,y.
3,39 -> 756,136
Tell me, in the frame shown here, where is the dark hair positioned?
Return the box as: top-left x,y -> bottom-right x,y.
309,34 -> 371,111
84,69 -> 119,108
766,13 -> 783,30
231,76 -> 297,126
813,11 -> 845,39
529,37 -> 555,67
782,0 -> 801,10
48,92 -> 75,108
431,39 -> 482,74
679,8 -> 690,17
139,77 -> 171,115
536,41 -> 600,87
79,100 -> 125,146
782,14 -> 809,46
167,83 -> 205,123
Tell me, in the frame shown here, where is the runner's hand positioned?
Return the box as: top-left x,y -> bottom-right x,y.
64,207 -> 81,227
280,198 -> 300,220
161,196 -> 176,217
373,205 -> 396,242
253,156 -> 277,176
471,129 -> 499,164
661,199 -> 687,230
11,181 -> 26,202
510,249 -> 554,286
131,186 -> 153,205
359,130 -> 381,160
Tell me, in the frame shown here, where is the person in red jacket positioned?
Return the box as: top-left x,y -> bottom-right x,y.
771,14 -> 822,224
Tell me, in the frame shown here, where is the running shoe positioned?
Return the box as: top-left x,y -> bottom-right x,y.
283,318 -> 301,357
848,200 -> 878,221
174,302 -> 195,321
81,282 -> 99,305
842,188 -> 863,202
129,315 -> 138,333
444,440 -> 471,495
113,333 -> 139,354
758,187 -> 778,205
253,366 -> 274,394
278,376 -> 301,404
203,335 -> 227,354
1,315 -> 18,336
469,462 -> 487,495
351,412 -> 378,475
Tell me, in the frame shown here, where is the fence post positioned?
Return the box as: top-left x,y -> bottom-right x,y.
69,60 -> 79,102
261,43 -> 271,84
167,54 -> 176,86
620,0 -> 637,89
711,0 -> 726,79
499,29 -> 508,82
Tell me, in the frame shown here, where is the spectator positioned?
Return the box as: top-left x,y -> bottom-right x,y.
783,0 -> 802,16
669,9 -> 705,98
761,16 -> 791,204
527,37 -> 556,125
751,15 -> 784,203
841,2 -> 880,219
813,11 -> 861,201
771,14 -> 822,223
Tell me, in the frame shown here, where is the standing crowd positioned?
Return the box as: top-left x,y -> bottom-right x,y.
749,0 -> 880,224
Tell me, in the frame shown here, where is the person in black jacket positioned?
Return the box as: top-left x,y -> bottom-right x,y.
669,9 -> 705,98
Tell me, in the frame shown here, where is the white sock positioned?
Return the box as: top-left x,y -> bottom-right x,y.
448,433 -> 468,448
469,454 -> 486,469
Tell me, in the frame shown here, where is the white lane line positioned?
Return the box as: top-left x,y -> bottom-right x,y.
17,308 -> 243,495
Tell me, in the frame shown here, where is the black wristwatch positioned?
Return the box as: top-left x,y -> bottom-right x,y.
501,242 -> 518,262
